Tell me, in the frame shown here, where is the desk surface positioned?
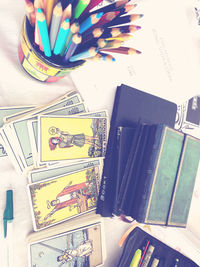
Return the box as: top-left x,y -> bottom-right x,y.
0,0 -> 200,266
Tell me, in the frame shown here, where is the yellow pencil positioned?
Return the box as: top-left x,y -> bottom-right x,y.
46,0 -> 57,27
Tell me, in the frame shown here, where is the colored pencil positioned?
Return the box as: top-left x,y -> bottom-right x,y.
79,12 -> 103,34
53,18 -> 70,55
61,3 -> 72,22
81,0 -> 104,16
74,0 -> 90,19
105,33 -> 133,41
49,2 -> 63,50
36,8 -> 51,57
104,13 -> 143,27
101,27 -> 122,38
115,25 -> 141,34
76,37 -> 107,52
116,3 -> 137,16
69,46 -> 98,61
98,51 -> 116,61
46,0 -> 56,27
82,27 -> 104,44
91,11 -> 120,29
64,33 -> 82,61
25,1 -> 36,26
101,47 -> 141,55
99,39 -> 123,49
60,22 -> 80,56
85,0 -> 129,17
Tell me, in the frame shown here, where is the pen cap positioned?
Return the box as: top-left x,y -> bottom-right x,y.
3,190 -> 14,221
3,190 -> 13,238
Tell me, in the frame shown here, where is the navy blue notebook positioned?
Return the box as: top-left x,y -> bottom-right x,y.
96,84 -> 177,217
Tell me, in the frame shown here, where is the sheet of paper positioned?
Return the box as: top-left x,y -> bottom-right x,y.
70,0 -> 200,115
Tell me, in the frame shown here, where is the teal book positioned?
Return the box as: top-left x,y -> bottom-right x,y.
136,125 -> 200,227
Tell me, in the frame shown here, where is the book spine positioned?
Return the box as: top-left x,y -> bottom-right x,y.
96,86 -> 122,217
112,126 -> 122,215
136,124 -> 165,223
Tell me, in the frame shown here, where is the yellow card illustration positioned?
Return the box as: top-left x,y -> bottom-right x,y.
28,167 -> 101,230
38,116 -> 108,162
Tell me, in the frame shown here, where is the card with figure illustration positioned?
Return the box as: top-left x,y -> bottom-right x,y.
28,166 -> 101,231
38,116 -> 108,163
28,221 -> 105,267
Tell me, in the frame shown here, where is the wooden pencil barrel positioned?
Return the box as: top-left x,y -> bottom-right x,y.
18,16 -> 85,83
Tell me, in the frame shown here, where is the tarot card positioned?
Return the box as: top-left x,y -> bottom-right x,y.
28,158 -> 103,183
7,102 -> 87,174
38,116 -> 108,163
27,103 -> 88,169
0,105 -> 36,157
28,221 -> 105,267
28,166 -> 101,230
0,126 -> 25,174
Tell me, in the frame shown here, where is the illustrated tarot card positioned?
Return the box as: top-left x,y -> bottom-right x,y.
28,166 -> 101,230
28,158 -> 103,183
28,222 -> 105,267
38,116 -> 108,163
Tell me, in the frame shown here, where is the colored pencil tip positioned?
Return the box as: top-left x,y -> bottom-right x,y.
136,49 -> 142,54
139,14 -> 144,18
112,58 -> 116,62
136,26 -> 142,30
97,12 -> 104,18
37,8 -> 42,13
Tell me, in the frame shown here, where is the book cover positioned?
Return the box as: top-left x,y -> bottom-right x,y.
136,125 -> 185,225
97,84 -> 177,217
167,135 -> 200,226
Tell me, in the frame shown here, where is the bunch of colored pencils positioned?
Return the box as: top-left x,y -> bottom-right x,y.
25,0 -> 143,63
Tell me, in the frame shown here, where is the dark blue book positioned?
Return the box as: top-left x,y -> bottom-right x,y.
96,84 -> 177,217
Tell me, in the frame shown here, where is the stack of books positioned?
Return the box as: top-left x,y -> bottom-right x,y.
97,84 -> 200,228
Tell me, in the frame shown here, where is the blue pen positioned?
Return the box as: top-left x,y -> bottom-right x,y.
3,190 -> 14,267
3,190 -> 13,238
79,12 -> 103,34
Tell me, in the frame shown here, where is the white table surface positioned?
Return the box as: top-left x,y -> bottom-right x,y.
1,0 -> 200,266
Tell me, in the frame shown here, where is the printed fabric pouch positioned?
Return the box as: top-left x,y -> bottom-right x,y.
117,226 -> 199,267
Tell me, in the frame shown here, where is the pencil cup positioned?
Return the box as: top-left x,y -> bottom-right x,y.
18,16 -> 85,83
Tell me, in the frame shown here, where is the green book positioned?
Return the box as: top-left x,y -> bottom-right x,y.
136,125 -> 200,227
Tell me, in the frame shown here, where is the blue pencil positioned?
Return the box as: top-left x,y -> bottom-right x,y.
64,33 -> 82,61
79,12 -> 103,34
53,18 -> 70,55
69,47 -> 98,61
36,8 -> 51,57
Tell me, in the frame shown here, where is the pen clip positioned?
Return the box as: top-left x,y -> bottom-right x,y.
3,190 -> 13,238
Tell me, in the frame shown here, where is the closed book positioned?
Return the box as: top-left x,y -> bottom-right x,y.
167,134 -> 200,226
97,84 -> 177,217
135,125 -> 200,227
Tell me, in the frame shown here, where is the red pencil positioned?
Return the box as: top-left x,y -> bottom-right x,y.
101,46 -> 141,55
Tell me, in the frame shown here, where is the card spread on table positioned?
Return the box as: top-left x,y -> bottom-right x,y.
28,166 -> 101,231
38,116 -> 108,163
